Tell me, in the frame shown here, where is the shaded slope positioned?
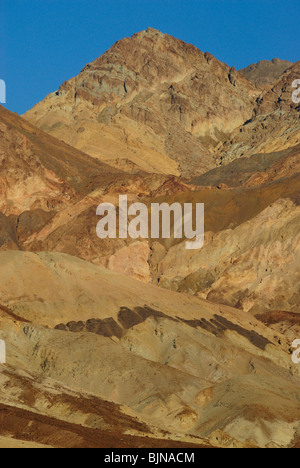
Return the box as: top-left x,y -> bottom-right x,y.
0,104 -> 123,217
191,145 -> 300,188
240,58 -> 293,87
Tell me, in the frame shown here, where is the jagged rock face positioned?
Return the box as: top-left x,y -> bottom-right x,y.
24,28 -> 259,178
240,58 -> 293,87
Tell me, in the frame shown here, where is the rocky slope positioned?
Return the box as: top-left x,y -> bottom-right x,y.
240,58 -> 293,87
156,197 -> 300,314
24,28 -> 260,178
0,104 -> 169,272
216,61 -> 300,165
0,251 -> 300,448
0,29 -> 299,448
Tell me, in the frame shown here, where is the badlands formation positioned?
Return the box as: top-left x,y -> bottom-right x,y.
0,29 -> 299,448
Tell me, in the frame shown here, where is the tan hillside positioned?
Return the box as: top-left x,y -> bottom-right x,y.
0,251 -> 300,448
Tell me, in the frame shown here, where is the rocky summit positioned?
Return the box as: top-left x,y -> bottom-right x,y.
24,28 -> 260,178
0,29 -> 299,448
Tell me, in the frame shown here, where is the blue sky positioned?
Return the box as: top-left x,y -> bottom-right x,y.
1,0 -> 299,115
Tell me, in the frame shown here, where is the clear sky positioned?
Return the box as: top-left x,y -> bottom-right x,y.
1,0 -> 299,115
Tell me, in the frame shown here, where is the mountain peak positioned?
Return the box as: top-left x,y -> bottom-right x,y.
24,29 -> 260,178
130,27 -> 165,42
145,27 -> 163,35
